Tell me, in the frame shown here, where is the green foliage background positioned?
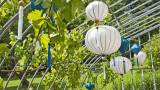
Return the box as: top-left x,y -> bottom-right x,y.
0,0 -> 160,90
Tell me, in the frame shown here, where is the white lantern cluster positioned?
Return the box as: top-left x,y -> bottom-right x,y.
85,1 -> 109,21
85,1 -> 132,75
110,56 -> 132,74
85,25 -> 121,55
134,51 -> 147,65
85,1 -> 121,55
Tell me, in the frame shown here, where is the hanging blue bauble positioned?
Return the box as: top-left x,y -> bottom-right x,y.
119,38 -> 129,54
131,44 -> 141,54
47,44 -> 51,68
85,82 -> 94,90
31,0 -> 44,11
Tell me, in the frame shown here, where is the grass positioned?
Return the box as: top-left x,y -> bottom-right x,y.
3,76 -> 46,90
106,70 -> 160,90
2,70 -> 160,90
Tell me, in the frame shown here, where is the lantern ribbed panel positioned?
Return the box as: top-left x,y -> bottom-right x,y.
85,25 -> 121,55
137,51 -> 147,65
85,1 -> 108,21
110,56 -> 132,74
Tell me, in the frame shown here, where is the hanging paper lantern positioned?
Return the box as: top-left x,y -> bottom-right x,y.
135,51 -> 147,65
110,56 -> 132,74
85,25 -> 121,55
119,38 -> 129,54
85,1 -> 108,21
18,4 -> 23,40
131,44 -> 141,54
85,82 -> 94,90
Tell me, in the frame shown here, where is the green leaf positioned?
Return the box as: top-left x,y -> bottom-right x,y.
40,34 -> 49,50
34,0 -> 43,6
53,0 -> 66,8
0,43 -> 9,57
32,20 -> 45,38
61,0 -> 84,21
0,8 -> 6,17
54,12 -> 66,34
44,19 -> 56,31
0,77 -> 3,88
27,10 -> 47,38
42,0 -> 51,9
19,56 -> 26,66
27,10 -> 43,21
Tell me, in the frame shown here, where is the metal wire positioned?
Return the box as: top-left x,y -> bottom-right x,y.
114,0 -> 139,14
1,0 -> 160,89
3,62 -> 19,90
27,62 -> 43,90
79,0 -> 159,88
36,68 -> 50,90
0,25 -> 32,68
118,5 -> 160,28
148,32 -> 157,90
109,0 -> 157,25
4,43 -> 34,90
0,3 -> 31,39
0,0 -> 7,8
122,14 -> 160,35
125,20 -> 160,38
113,1 -> 160,28
129,23 -> 160,39
16,59 -> 33,90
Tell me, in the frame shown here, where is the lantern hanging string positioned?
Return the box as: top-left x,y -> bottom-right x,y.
103,63 -> 107,90
121,60 -> 126,90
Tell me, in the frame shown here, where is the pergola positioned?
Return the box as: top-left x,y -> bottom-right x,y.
0,0 -> 160,90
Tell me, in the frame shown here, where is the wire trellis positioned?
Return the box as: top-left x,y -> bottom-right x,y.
0,0 -> 160,90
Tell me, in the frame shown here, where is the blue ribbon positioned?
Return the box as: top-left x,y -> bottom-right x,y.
31,0 -> 44,11
119,38 -> 129,54
47,44 -> 51,68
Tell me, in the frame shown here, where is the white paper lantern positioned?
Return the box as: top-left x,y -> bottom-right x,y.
85,25 -> 121,55
136,51 -> 147,65
85,1 -> 108,21
110,56 -> 132,74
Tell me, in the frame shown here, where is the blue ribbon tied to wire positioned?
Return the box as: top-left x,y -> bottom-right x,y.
47,43 -> 51,68
31,0 -> 44,10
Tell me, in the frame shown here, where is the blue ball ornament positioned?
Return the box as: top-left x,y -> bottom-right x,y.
131,44 -> 141,54
85,82 -> 94,90
119,38 -> 129,54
